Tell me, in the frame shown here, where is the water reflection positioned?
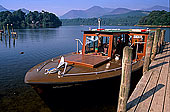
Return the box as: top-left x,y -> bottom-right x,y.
37,77 -> 121,112
5,36 -> 7,48
0,27 -> 169,49
17,28 -> 61,43
0,35 -> 16,48
0,35 -> 2,41
13,38 -> 16,48
9,37 -> 11,48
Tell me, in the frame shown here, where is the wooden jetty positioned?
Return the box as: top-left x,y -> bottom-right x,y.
127,42 -> 170,112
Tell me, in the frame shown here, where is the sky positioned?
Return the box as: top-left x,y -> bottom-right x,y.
0,0 -> 169,16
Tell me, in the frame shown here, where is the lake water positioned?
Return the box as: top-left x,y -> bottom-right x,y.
0,26 -> 169,112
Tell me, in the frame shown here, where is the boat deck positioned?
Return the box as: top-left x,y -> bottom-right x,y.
127,42 -> 170,112
64,54 -> 110,68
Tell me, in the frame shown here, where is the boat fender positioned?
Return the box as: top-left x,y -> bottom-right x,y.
106,62 -> 111,69
107,57 -> 111,60
115,54 -> 120,61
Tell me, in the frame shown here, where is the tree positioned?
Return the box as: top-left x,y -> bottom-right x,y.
0,10 -> 62,29
138,10 -> 170,25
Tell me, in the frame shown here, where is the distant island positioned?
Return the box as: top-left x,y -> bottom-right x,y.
0,9 -> 62,29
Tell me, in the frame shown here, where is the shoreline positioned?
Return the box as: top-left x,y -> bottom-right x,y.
135,25 -> 170,28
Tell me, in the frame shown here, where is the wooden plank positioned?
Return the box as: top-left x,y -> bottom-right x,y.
149,51 -> 169,112
127,71 -> 153,112
127,44 -> 169,112
134,71 -> 161,111
127,55 -> 165,111
163,44 -> 170,112
134,47 -> 167,111
163,73 -> 170,112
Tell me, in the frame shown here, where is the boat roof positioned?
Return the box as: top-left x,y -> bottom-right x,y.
84,29 -> 152,35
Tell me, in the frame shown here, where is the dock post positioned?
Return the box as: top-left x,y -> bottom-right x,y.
143,33 -> 154,73
157,29 -> 162,53
0,32 -> 2,40
3,25 -> 6,36
7,24 -> 10,37
11,24 -> 14,37
117,46 -> 133,112
13,38 -> 15,48
151,28 -> 161,61
160,30 -> 166,47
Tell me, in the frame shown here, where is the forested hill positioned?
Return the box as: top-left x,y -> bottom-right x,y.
0,10 -> 62,29
61,10 -> 149,26
138,10 -> 170,25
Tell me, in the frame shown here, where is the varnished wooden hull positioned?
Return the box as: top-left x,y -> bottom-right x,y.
25,54 -> 144,88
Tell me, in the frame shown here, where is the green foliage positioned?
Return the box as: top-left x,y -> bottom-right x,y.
61,11 -> 148,26
0,10 -> 62,29
138,10 -> 170,25
61,16 -> 144,26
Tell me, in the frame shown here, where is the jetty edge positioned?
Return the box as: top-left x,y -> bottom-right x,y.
124,29 -> 169,112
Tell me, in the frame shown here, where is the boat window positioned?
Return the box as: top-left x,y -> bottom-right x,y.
102,37 -> 110,56
132,35 -> 145,54
103,37 -> 109,44
138,36 -> 145,53
85,36 -> 110,56
121,34 -> 125,43
129,36 -> 132,46
114,36 -> 124,58
85,36 -> 98,53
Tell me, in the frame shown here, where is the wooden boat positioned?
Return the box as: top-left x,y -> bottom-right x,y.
25,28 -> 152,88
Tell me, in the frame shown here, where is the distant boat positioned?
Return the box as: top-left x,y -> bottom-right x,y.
25,28 -> 152,90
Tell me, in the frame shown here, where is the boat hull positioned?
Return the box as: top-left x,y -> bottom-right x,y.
25,56 -> 144,89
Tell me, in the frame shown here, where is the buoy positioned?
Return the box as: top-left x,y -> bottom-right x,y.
20,51 -> 24,54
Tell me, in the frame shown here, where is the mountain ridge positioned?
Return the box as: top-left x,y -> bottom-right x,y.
143,5 -> 170,11
61,6 -> 113,19
61,5 -> 169,19
0,4 -> 169,19
0,5 -> 29,14
0,5 -> 8,11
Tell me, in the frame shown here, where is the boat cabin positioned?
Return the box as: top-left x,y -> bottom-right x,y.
65,29 -> 149,68
82,29 -> 148,59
